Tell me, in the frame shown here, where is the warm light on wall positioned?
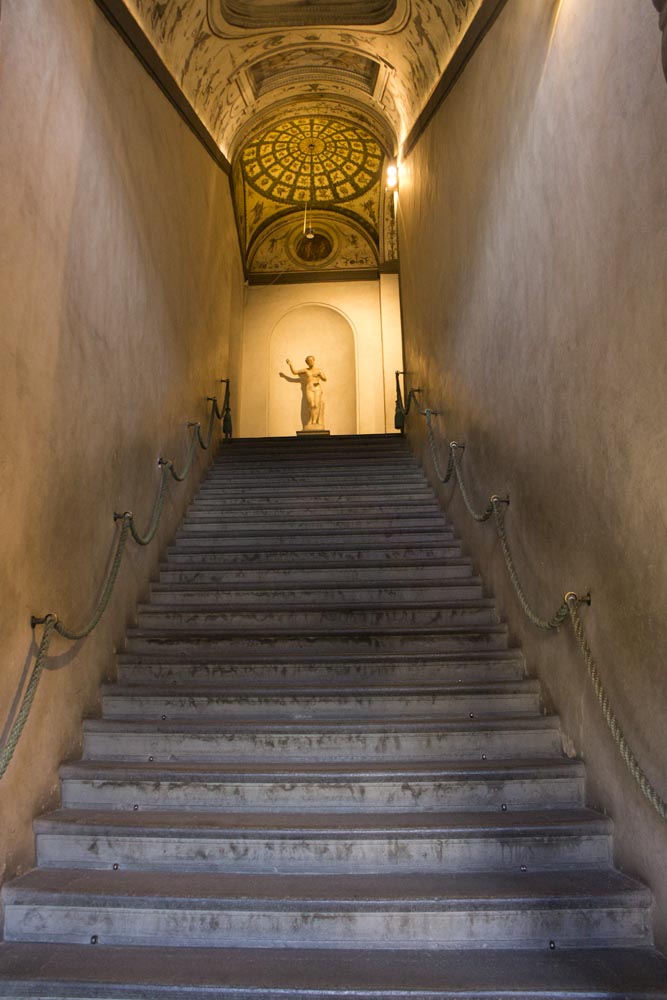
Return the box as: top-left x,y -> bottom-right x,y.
386,162 -> 398,190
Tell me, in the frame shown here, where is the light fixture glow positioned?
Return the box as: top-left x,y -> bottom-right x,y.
386,162 -> 398,190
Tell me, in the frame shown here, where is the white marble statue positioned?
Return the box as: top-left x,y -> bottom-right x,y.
283,355 -> 327,431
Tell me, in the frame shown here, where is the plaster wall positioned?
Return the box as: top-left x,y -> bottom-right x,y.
0,0 -> 244,888
238,280 -> 403,437
398,0 -> 667,947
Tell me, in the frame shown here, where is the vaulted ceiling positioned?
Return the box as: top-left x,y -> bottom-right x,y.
118,0 -> 495,279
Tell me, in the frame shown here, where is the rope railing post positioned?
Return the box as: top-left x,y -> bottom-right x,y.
397,382 -> 667,823
0,384 -> 232,781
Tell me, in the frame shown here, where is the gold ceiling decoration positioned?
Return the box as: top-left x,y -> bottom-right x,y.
241,116 -> 383,205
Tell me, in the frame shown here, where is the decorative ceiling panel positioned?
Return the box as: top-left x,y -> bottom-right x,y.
216,0 -> 398,29
248,48 -> 380,98
126,0 -> 483,155
242,117 -> 383,206
121,0 -> 487,275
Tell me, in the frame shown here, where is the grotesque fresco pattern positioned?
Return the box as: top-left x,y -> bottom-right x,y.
124,0 -> 481,275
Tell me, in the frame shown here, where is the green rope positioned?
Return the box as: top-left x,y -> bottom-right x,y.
1,391 -> 230,781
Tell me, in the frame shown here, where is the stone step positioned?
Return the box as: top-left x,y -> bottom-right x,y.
2,943 -> 667,999
178,515 -> 448,534
81,715 -> 561,762
196,485 -> 435,502
123,623 -> 509,657
58,758 -> 586,812
3,869 -> 651,950
171,531 -> 454,552
156,562 -> 476,587
134,602 -> 499,632
188,498 -> 440,515
34,808 -> 612,874
100,680 -> 539,720
201,473 -> 428,490
148,583 -> 485,606
163,542 -> 465,565
115,651 -> 526,687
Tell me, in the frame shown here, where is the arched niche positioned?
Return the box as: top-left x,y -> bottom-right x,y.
269,304 -> 357,436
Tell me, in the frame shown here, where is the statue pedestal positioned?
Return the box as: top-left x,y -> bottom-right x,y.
297,429 -> 330,437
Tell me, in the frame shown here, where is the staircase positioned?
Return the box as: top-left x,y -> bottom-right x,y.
1,434 -> 666,998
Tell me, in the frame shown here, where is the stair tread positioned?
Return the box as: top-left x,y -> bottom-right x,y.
60,757 -> 584,778
35,807 -> 611,836
5,868 -> 650,907
1,943 -> 666,997
83,714 -> 556,732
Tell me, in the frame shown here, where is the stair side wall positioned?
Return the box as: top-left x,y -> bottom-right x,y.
398,0 -> 667,951
0,0 -> 244,897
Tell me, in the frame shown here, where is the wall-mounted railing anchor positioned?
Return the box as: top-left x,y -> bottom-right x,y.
565,591 -> 592,607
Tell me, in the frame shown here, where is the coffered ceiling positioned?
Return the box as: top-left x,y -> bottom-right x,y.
116,0 -> 494,278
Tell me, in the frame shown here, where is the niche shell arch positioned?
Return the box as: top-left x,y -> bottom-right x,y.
268,304 -> 357,436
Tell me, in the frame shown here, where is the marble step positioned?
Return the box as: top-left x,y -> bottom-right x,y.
155,562 -> 476,587
163,542 -> 465,564
115,651 -> 526,687
167,532 -> 456,553
33,807 -> 612,874
133,602 -> 499,632
123,625 -> 509,658
147,583 -> 485,607
58,758 -> 586,812
188,497 -> 439,514
2,943 -> 667,999
179,515 -> 448,534
3,870 -> 651,950
99,679 -> 540,720
81,715 -> 561,762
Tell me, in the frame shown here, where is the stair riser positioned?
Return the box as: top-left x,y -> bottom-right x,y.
100,692 -> 539,720
148,586 -> 485,606
82,728 -> 560,762
179,519 -> 448,534
116,658 -> 526,686
134,608 -> 498,630
157,565 -> 475,586
164,545 -> 464,564
123,632 -> 508,656
5,903 -> 649,950
186,503 -> 440,518
36,832 -> 611,875
60,776 -> 584,812
169,533 -> 453,551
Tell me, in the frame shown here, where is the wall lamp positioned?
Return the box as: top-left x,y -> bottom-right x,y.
385,161 -> 398,191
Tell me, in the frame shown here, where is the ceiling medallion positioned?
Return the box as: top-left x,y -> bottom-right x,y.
287,222 -> 338,268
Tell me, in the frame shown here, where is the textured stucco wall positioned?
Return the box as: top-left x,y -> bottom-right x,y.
0,0 -> 244,889
239,281 -> 403,437
398,0 -> 667,948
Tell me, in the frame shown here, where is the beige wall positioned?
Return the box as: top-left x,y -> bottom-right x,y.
398,0 -> 667,948
239,280 -> 404,437
0,0 -> 244,887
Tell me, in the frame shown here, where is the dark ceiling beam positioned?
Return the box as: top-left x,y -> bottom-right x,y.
401,0 -> 507,158
94,0 -> 231,175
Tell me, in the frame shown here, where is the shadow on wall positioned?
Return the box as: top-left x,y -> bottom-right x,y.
268,304 -> 357,436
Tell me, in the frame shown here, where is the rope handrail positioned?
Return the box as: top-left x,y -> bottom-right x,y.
397,378 -> 667,822
0,381 -> 232,781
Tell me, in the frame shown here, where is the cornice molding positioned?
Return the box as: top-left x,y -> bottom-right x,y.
94,0 -> 231,176
654,0 -> 667,82
401,0 -> 507,158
